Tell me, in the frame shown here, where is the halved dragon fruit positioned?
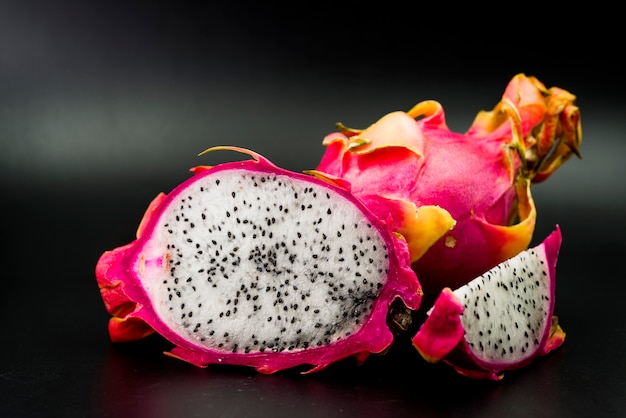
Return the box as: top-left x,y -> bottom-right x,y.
314,74 -> 581,303
96,147 -> 428,374
412,227 -> 566,380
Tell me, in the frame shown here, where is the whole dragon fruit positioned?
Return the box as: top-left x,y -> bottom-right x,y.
412,227 -> 565,380
96,147 -> 432,374
314,74 -> 581,304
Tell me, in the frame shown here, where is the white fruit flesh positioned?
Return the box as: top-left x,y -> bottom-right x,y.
138,169 -> 390,354
454,246 -> 551,365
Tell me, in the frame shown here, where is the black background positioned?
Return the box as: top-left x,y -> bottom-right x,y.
2,1 -> 625,417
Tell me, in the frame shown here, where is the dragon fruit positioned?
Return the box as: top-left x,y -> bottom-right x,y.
412,226 -> 565,380
96,147 -> 432,374
314,73 -> 581,303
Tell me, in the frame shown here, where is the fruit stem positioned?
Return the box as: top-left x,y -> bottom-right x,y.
387,298 -> 413,334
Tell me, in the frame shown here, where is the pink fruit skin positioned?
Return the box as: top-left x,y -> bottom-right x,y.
96,149 -> 422,374
314,74 -> 581,303
411,227 -> 566,381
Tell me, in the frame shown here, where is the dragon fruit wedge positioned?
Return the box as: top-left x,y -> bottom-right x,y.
411,226 -> 565,381
96,147 -> 425,374
313,73 -> 582,304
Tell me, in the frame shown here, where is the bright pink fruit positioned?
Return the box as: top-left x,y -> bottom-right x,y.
314,74 -> 581,303
412,227 -> 565,380
96,147 -> 424,374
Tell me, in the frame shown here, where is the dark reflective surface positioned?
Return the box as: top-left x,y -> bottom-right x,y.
2,202 -> 624,418
2,2 -> 625,417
